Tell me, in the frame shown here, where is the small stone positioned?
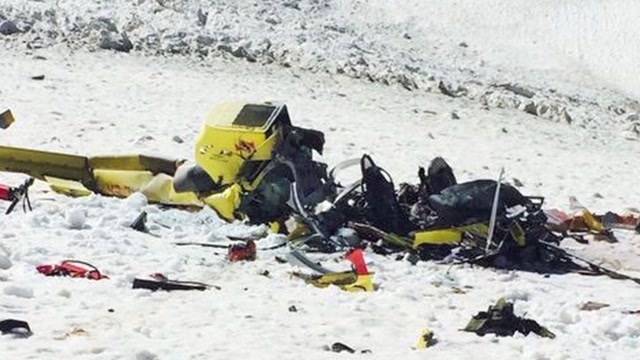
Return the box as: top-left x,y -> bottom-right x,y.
135,135 -> 154,143
562,109 -> 573,124
501,127 -> 508,133
398,75 -> 418,91
593,193 -> 604,199
265,17 -> 280,25
438,81 -> 457,97
230,46 -> 256,62
196,9 -> 208,27
99,32 -> 133,53
450,111 -> 460,120
537,103 -> 549,115
512,178 -> 524,188
459,42 -> 468,48
31,75 -> 45,80
524,102 -> 537,116
0,20 -> 19,35
500,83 -> 535,98
172,135 -> 184,143
288,305 -> 297,312
580,301 -> 609,311
330,342 -> 356,353
283,1 -> 301,10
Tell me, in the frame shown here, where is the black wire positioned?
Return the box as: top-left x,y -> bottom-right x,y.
173,241 -> 288,251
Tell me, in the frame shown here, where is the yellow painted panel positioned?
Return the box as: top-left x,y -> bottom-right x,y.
413,228 -> 463,247
44,176 -> 93,197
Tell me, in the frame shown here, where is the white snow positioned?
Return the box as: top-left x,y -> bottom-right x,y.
1,1 -> 640,359
0,253 -> 11,270
3,285 -> 34,299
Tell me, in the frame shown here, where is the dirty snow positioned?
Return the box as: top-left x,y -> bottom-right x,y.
1,1 -> 640,359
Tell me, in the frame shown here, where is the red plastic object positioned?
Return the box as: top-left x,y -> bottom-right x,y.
0,184 -> 12,201
37,260 -> 108,280
345,248 -> 369,275
228,240 -> 257,262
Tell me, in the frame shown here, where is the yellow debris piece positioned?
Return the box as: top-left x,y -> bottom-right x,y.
582,209 -> 605,233
297,271 -> 375,293
416,328 -> 436,349
341,274 -> 375,292
44,176 -> 93,197
202,184 -> 243,221
413,228 -> 463,247
93,169 -> 155,197
141,173 -> 202,206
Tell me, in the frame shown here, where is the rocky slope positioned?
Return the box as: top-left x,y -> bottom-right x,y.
1,0 -> 639,135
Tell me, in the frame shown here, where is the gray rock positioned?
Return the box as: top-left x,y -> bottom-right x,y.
626,121 -> 640,137
265,16 -> 281,25
512,178 -> 524,187
438,81 -> 457,97
523,102 -> 537,116
498,83 -> 535,98
172,135 -> 184,144
562,109 -> 573,124
91,17 -> 118,33
537,103 -> 550,116
283,1 -> 301,10
197,9 -> 208,27
196,35 -> 215,46
0,20 -> 19,35
229,46 -> 257,62
398,74 -> 418,91
99,32 -> 133,52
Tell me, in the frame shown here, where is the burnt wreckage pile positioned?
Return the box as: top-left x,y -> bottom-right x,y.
290,154 -> 594,275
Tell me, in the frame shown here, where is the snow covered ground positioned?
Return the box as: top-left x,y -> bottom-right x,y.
1,1 -> 640,359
